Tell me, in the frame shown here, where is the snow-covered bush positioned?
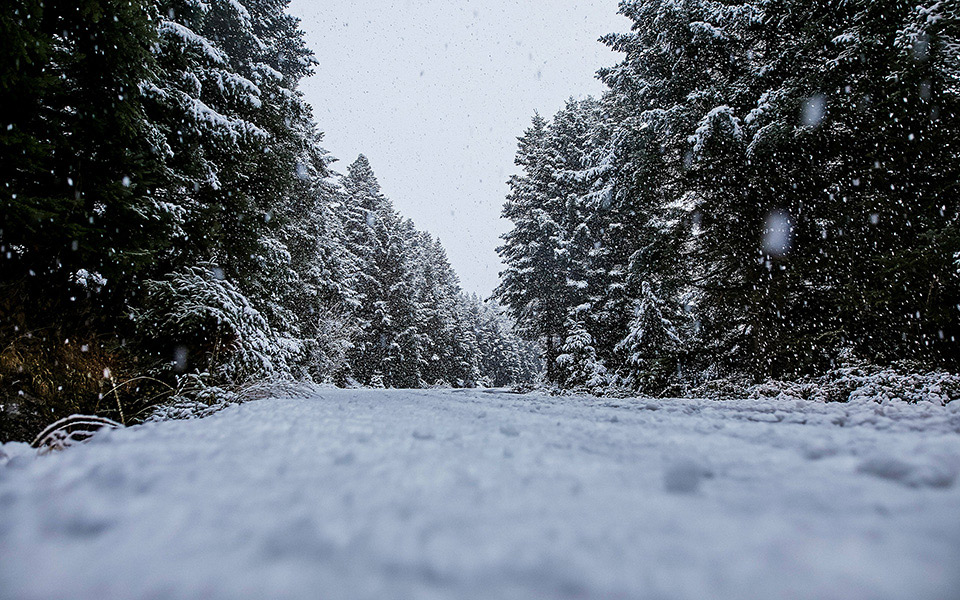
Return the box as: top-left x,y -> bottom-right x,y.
133,265 -> 293,384
146,373 -> 241,422
746,364 -> 960,406
146,375 -> 317,422
688,374 -> 755,401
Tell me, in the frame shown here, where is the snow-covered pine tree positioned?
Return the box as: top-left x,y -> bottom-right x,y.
615,281 -> 686,392
496,114 -> 568,379
134,0 -> 323,381
556,317 -> 607,392
596,0 -> 757,383
409,234 -> 467,386
455,293 -> 483,387
0,0 -> 175,435
278,135 -> 358,383
380,219 -> 422,388
497,99 -> 609,383
339,156 -> 390,385
339,156 -> 428,387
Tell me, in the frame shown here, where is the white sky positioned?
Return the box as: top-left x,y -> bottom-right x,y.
287,0 -> 629,296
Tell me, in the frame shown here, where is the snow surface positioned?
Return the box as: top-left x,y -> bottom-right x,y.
2,389 -> 960,600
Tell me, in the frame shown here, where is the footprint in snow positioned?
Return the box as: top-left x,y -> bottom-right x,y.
856,455 -> 958,489
499,424 -> 520,437
664,458 -> 713,494
334,452 -> 355,466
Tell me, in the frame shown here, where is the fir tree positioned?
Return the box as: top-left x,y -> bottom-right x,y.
615,281 -> 685,392
556,317 -> 607,392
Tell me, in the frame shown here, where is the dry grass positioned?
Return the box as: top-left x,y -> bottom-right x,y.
0,323 -> 172,442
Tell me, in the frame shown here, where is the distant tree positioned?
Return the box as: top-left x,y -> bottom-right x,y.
556,317 -> 607,392
615,282 -> 685,392
496,115 -> 568,378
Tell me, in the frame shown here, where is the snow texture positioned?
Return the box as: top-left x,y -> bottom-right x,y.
2,389 -> 959,599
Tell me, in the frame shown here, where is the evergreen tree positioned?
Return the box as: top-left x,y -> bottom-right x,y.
556,317 -> 607,392
496,115 -> 567,378
499,0 -> 960,393
2,0 -> 169,298
1,0 -> 173,438
615,282 -> 685,392
340,156 -> 423,387
135,0 -> 323,381
496,99 -> 609,380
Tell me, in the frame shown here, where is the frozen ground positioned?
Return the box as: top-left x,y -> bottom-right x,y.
2,389 -> 960,600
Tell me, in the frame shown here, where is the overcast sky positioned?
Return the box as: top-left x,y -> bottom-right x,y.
287,0 -> 629,296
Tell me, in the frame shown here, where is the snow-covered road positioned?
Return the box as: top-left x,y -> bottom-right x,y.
2,389 -> 960,600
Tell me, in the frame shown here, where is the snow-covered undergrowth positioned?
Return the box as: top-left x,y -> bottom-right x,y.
145,376 -> 324,422
523,364 -> 960,409
2,389 -> 959,599
746,365 -> 960,406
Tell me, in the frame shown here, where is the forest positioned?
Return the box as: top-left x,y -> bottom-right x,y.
2,0 -> 959,443
0,0 -> 538,442
497,0 -> 960,395
1,2 -> 959,598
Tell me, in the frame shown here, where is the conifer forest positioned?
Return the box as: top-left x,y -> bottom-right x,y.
497,1 -> 960,394
1,2 -> 960,599
1,0 -> 540,441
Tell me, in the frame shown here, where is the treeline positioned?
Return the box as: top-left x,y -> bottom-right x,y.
0,0 -> 538,441
497,0 -> 960,394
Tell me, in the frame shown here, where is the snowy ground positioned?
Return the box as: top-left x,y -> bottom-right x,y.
2,389 -> 960,600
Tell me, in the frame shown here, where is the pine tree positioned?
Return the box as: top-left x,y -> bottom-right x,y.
615,281 -> 685,392
556,317 -> 607,392
133,0 -> 324,383
340,156 -> 426,387
2,0 -> 169,296
496,99 -> 609,382
496,114 -> 568,378
1,0 -> 174,436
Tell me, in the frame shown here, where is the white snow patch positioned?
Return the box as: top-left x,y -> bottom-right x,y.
1,389 -> 958,599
